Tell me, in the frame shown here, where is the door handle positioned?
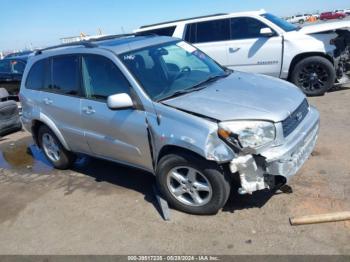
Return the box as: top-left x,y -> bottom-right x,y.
229,47 -> 241,53
43,98 -> 53,105
82,106 -> 96,115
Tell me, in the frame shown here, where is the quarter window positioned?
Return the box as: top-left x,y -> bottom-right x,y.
51,55 -> 80,96
81,55 -> 130,100
25,59 -> 46,90
230,17 -> 272,40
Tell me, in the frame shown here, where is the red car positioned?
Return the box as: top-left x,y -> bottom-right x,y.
320,12 -> 346,20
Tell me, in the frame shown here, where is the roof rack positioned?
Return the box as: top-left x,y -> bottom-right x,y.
139,13 -> 228,29
34,33 -> 157,55
35,41 -> 97,55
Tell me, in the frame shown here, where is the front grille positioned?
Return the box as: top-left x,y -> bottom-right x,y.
282,99 -> 309,137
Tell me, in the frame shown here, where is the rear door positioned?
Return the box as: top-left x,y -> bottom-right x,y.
79,54 -> 153,171
225,17 -> 283,77
40,55 -> 89,153
185,19 -> 230,66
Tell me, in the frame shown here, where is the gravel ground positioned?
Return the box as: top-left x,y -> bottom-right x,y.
0,85 -> 349,255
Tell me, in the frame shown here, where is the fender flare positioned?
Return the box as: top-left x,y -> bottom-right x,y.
33,112 -> 71,151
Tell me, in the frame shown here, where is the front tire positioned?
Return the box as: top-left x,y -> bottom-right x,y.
156,153 -> 231,215
291,56 -> 336,96
38,125 -> 76,169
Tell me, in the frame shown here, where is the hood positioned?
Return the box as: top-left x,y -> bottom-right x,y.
162,71 -> 306,123
299,21 -> 350,34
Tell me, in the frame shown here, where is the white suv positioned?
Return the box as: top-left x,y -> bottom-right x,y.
135,10 -> 350,96
286,14 -> 310,24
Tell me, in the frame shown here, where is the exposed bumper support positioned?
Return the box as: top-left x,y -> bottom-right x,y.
229,107 -> 320,195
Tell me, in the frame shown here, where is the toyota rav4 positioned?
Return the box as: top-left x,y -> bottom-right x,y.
20,35 -> 320,215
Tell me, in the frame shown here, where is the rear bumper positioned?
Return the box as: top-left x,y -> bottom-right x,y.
20,115 -> 32,133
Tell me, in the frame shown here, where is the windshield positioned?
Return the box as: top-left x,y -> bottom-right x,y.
119,41 -> 226,101
262,13 -> 299,32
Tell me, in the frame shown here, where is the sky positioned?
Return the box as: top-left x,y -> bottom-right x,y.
1,0 -> 349,51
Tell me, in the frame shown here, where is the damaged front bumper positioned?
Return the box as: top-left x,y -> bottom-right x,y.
229,106 -> 320,194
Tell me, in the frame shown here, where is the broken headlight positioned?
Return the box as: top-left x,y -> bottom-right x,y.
218,121 -> 276,149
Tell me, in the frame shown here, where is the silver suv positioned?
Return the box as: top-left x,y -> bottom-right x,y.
20,35 -> 320,215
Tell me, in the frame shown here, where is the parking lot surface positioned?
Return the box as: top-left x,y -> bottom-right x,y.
0,85 -> 349,255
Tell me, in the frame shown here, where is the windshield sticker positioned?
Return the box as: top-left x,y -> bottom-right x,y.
193,50 -> 206,60
177,41 -> 196,53
123,55 -> 135,61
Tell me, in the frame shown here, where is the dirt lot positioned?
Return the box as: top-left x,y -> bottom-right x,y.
0,86 -> 349,255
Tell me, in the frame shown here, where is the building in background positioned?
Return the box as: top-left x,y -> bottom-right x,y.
60,30 -> 105,44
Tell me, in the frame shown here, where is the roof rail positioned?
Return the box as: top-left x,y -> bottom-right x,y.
35,41 -> 97,55
139,13 -> 228,29
34,33 -> 157,56
88,33 -> 157,42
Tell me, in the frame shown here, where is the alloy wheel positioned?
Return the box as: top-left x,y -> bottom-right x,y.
296,62 -> 329,93
166,166 -> 212,207
42,133 -> 61,162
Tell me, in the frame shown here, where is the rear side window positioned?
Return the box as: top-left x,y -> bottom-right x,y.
51,55 -> 80,96
185,19 -> 230,44
26,59 -> 46,90
81,55 -> 130,101
137,26 -> 176,36
184,23 -> 197,43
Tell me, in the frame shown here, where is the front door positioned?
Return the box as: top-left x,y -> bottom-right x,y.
80,54 -> 153,171
225,17 -> 283,77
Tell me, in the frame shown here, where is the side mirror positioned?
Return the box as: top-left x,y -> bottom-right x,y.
260,27 -> 274,37
107,93 -> 134,110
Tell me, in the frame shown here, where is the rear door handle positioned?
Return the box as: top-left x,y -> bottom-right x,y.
229,47 -> 241,53
43,98 -> 53,105
82,106 -> 96,115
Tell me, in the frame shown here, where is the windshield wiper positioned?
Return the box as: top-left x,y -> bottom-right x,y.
184,72 -> 231,93
158,73 -> 230,102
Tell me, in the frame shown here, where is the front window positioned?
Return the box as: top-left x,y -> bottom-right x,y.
120,41 -> 227,101
262,13 -> 299,32
231,17 -> 273,40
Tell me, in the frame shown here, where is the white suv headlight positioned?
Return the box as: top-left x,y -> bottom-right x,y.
218,121 -> 276,149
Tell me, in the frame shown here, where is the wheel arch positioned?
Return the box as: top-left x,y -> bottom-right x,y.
287,52 -> 335,80
157,145 -> 210,166
31,116 -> 71,151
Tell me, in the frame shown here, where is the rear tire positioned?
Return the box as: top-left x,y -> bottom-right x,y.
156,152 -> 231,215
38,125 -> 76,169
291,56 -> 336,96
